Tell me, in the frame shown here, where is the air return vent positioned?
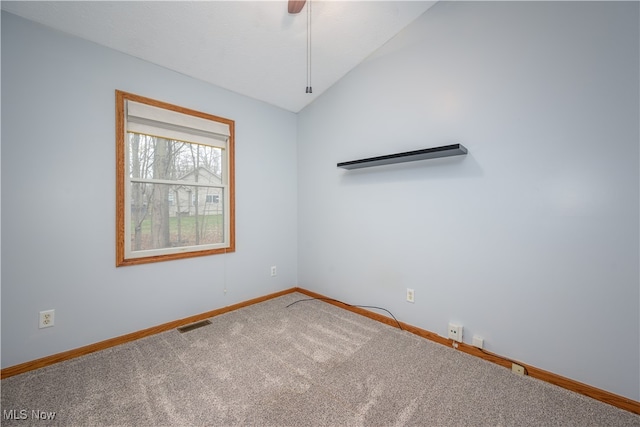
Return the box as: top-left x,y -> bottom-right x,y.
177,320 -> 212,333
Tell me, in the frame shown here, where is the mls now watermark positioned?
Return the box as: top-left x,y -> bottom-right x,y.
3,409 -> 57,421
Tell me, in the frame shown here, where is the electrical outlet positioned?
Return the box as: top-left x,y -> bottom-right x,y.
39,310 -> 55,329
406,288 -> 415,303
448,323 -> 463,342
270,266 -> 277,277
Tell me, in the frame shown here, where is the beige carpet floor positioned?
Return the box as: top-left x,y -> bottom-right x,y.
2,292 -> 639,426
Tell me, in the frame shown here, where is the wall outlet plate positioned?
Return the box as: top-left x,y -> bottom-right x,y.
406,288 -> 415,303
512,363 -> 526,375
472,335 -> 484,349
448,323 -> 463,342
39,309 -> 55,329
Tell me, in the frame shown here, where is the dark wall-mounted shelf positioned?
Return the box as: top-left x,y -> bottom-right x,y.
337,144 -> 468,170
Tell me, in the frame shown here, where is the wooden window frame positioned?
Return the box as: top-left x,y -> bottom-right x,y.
116,90 -> 235,266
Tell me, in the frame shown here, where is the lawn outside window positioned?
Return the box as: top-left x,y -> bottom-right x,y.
116,90 -> 235,266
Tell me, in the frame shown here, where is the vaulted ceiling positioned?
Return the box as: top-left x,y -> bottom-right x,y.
2,1 -> 437,112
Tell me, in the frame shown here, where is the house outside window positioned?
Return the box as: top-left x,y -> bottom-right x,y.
116,90 -> 235,266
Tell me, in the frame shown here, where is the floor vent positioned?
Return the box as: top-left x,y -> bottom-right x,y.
177,320 -> 212,333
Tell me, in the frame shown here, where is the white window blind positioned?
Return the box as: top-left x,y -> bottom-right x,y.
126,100 -> 230,148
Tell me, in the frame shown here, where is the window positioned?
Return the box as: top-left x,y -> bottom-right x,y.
116,90 -> 235,266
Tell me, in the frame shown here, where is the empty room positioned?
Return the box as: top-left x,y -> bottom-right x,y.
1,1 -> 639,425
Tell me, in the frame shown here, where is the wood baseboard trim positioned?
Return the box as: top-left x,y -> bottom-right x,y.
4,286 -> 638,415
1,288 -> 298,380
293,287 -> 640,415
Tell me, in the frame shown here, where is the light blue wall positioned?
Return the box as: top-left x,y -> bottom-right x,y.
298,1 -> 639,400
1,12 -> 298,368
3,1 -> 640,403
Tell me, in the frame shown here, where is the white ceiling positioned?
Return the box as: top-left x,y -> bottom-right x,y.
2,1 -> 437,112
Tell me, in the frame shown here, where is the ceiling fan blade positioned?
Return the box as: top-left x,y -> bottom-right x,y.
288,0 -> 306,14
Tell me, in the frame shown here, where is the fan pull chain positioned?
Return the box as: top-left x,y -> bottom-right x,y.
305,0 -> 312,93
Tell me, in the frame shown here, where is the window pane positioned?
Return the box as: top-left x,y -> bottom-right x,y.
128,133 -> 223,181
130,183 -> 224,251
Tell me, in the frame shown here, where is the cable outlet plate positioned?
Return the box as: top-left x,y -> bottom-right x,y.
406,288 -> 415,303
472,335 -> 484,349
448,323 -> 463,342
39,309 -> 55,329
512,363 -> 526,375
